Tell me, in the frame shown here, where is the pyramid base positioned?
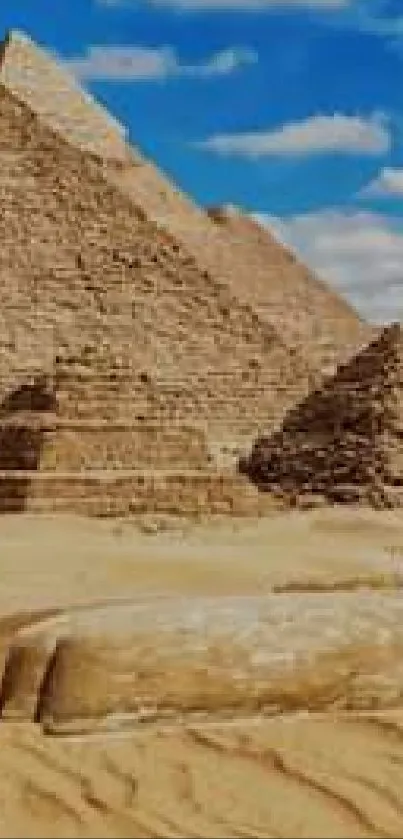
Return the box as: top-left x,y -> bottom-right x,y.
0,469 -> 271,519
257,483 -> 403,511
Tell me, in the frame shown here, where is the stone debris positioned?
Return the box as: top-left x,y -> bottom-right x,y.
242,323 -> 403,509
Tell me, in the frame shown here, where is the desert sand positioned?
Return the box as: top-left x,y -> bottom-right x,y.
0,509 -> 403,837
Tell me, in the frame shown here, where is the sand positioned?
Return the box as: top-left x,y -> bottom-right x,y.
0,508 -> 403,836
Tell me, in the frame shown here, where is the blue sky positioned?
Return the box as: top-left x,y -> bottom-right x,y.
1,0 -> 403,321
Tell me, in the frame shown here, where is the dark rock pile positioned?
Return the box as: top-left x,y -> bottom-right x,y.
240,323 -> 403,509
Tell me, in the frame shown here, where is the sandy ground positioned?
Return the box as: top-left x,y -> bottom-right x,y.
1,508 -> 403,836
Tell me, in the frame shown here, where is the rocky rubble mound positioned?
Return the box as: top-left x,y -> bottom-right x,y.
240,323 -> 403,509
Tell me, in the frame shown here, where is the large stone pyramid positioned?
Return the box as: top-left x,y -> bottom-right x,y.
0,30 -> 373,516
0,31 -> 371,378
241,323 -> 403,509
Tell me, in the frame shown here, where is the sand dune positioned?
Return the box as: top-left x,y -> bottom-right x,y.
1,712 -> 403,837
0,510 -> 402,836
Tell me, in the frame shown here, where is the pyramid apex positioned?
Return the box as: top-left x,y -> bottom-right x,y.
0,28 -> 128,160
0,28 -> 34,59
3,28 -> 33,44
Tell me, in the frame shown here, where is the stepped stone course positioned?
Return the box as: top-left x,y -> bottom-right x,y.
106,164 -> 371,378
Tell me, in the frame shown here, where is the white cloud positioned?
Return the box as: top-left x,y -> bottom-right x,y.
199,47 -> 257,74
98,0 -> 351,8
195,113 -> 391,158
152,0 -> 348,6
359,167 -> 403,198
63,45 -> 257,81
339,5 -> 403,40
253,209 -> 403,323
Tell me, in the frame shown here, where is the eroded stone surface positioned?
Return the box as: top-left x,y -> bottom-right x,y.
2,593 -> 403,732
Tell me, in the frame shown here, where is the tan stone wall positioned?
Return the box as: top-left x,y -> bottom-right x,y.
107,155 -> 371,379
0,470 -> 265,517
3,422 -> 210,471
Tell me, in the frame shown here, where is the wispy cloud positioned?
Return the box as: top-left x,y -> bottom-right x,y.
305,1 -> 403,50
63,45 -> 257,81
96,0 -> 403,58
253,209 -> 403,322
195,113 -> 391,158
359,167 -> 403,198
95,0 -> 403,56
357,15 -> 403,40
97,0 -> 352,8
337,0 -> 403,39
